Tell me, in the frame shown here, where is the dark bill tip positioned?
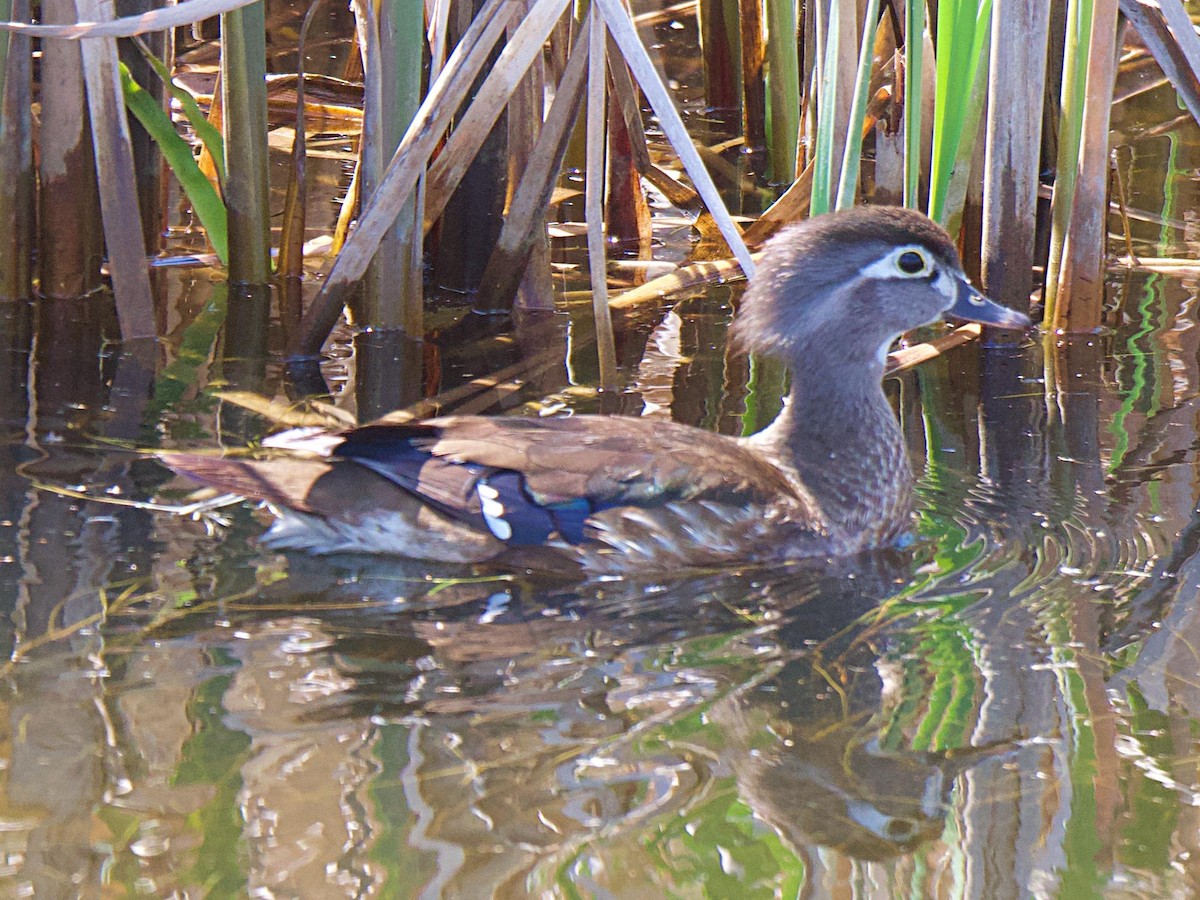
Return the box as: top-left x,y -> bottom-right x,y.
948,276 -> 1033,330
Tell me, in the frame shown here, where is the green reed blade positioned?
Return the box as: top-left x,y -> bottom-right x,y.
763,0 -> 799,182
131,37 -> 226,186
809,0 -> 841,216
835,0 -> 880,210
120,63 -> 228,264
928,0 -> 992,225
903,0 -> 923,208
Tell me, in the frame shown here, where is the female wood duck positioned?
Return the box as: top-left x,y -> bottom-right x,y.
167,207 -> 1030,572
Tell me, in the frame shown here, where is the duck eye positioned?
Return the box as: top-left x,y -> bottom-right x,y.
896,251 -> 926,275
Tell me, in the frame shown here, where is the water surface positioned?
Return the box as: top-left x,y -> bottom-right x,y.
4,262 -> 1200,898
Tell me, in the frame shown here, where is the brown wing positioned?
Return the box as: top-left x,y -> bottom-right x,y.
163,414 -> 822,557
341,414 -> 815,512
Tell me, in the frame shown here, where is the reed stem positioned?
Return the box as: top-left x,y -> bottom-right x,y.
221,1 -> 271,285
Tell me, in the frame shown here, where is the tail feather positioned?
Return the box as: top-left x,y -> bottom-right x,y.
161,453 -> 331,514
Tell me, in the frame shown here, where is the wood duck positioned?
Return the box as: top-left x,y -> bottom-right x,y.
166,207 -> 1030,572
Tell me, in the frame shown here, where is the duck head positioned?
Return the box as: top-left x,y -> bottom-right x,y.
733,206 -> 1031,370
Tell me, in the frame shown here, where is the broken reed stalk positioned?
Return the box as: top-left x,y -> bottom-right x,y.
593,0 -> 754,273
476,25 -> 589,307
1119,0 -> 1200,124
289,0 -> 518,356
221,0 -> 272,285
422,0 -> 571,228
980,0 -> 1050,316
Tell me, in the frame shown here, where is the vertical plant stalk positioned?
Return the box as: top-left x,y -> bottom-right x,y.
353,0 -> 384,239
938,39 -> 990,237
981,0 -> 1051,315
39,1 -> 103,298
927,0 -> 992,225
762,0 -> 798,181
593,0 -> 755,273
830,0 -> 858,185
698,0 -> 741,112
605,39 -> 652,173
586,13 -> 618,390
221,0 -> 272,285
0,0 -> 9,95
1043,0 -> 1091,325
278,1 -> 321,339
117,0 -> 169,256
835,0 -> 880,210
363,0 -> 425,333
739,0 -> 766,151
477,25 -> 589,307
506,0 -> 554,311
428,0 -> 452,74
0,0 -> 32,299
605,75 -> 652,248
1052,0 -> 1120,332
77,0 -> 156,339
902,0 -> 924,208
808,0 -> 840,215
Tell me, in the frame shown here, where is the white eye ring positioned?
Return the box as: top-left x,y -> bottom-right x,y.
895,249 -> 928,276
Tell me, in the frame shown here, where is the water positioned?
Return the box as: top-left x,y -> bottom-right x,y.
2,262 -> 1200,897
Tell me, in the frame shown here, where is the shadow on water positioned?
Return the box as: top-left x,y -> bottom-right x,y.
10,269 -> 1200,894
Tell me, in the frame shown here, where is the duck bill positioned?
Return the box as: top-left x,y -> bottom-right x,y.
947,276 -> 1032,329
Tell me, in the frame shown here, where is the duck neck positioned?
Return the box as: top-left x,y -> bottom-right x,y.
754,357 -> 914,545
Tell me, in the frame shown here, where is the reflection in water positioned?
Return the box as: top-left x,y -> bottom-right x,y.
7,270 -> 1200,895
713,576 -> 1017,864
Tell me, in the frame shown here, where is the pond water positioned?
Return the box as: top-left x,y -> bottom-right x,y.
6,270 -> 1200,898
5,12 -> 1200,900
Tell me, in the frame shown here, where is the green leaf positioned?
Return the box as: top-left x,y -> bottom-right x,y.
132,37 -> 226,185
119,62 -> 228,264
809,3 -> 842,216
